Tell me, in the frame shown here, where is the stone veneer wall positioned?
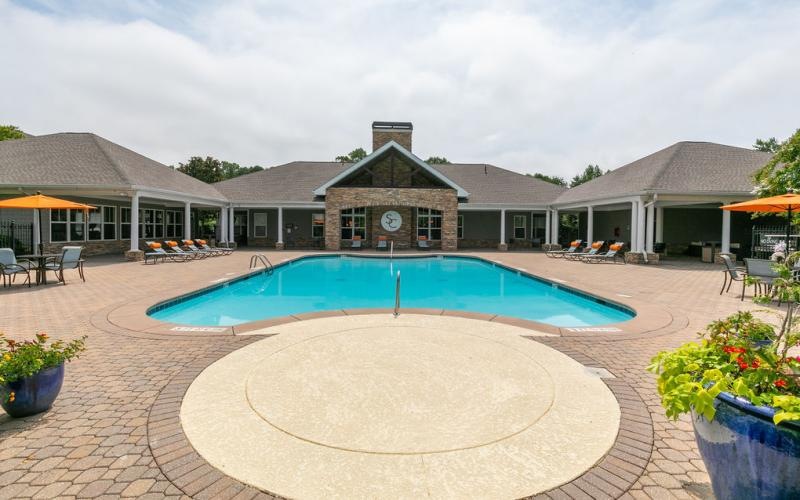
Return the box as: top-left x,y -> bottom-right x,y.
372,130 -> 412,152
43,240 -> 129,257
325,187 -> 458,251
368,206 -> 414,249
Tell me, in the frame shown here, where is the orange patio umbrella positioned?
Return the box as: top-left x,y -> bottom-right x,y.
722,193 -> 800,253
0,193 -> 95,254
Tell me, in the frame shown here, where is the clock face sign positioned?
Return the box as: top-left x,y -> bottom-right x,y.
380,210 -> 402,232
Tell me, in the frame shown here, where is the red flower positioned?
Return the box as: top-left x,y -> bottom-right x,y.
750,358 -> 761,369
775,379 -> 789,388
737,356 -> 749,370
723,346 -> 746,354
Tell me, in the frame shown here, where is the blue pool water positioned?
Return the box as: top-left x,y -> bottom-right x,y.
149,255 -> 634,327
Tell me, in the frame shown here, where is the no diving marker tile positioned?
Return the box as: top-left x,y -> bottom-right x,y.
564,326 -> 622,333
584,366 -> 616,379
170,326 -> 227,332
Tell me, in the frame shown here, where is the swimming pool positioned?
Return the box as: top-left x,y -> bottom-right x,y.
148,255 -> 634,327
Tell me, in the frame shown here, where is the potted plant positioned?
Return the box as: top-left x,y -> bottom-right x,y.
649,253 -> 800,499
0,332 -> 86,418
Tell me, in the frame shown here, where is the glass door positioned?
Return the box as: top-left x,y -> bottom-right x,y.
234,211 -> 248,246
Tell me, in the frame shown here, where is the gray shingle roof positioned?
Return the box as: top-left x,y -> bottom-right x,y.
0,133 -> 226,201
214,161 -> 566,205
432,163 -> 566,205
214,161 -> 352,203
554,141 -> 772,205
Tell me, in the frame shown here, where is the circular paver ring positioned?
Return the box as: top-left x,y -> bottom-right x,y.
180,315 -> 621,499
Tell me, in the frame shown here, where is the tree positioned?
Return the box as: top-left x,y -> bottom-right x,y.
753,129 -> 800,198
176,156 -> 223,183
220,161 -> 263,180
0,125 -> 26,141
528,173 -> 567,186
570,164 -> 607,187
335,148 -> 368,163
754,137 -> 782,153
425,156 -> 450,164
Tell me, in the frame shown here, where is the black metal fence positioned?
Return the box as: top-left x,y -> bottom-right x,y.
0,220 -> 34,254
751,225 -> 795,259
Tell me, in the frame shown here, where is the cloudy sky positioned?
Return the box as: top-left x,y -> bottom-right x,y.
2,0 -> 799,178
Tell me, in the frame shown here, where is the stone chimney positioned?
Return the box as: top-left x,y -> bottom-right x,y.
372,121 -> 413,152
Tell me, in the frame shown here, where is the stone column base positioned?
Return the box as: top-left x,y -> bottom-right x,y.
542,243 -> 561,252
715,252 -> 735,264
497,243 -> 508,251
624,252 -> 660,264
125,249 -> 144,262
275,242 -> 285,250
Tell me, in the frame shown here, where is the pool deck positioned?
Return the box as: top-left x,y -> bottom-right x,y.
0,249 -> 763,498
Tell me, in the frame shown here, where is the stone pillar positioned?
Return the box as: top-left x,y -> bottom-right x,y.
545,209 -> 551,245
721,209 -> 731,254
184,201 -> 191,242
586,206 -> 594,244
630,201 -> 638,252
656,206 -> 664,243
646,203 -> 655,253
276,207 -> 285,250
325,208 -> 341,250
441,206 -> 458,251
125,191 -> 143,261
498,208 -> 507,251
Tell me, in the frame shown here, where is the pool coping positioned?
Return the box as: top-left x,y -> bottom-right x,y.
102,252 -> 682,341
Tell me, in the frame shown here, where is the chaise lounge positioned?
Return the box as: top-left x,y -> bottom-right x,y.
583,243 -> 625,264
546,240 -> 582,258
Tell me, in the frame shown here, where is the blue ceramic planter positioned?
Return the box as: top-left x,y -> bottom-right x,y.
0,364 -> 65,418
693,392 -> 800,500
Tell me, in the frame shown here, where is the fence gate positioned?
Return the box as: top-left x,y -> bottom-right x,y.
0,220 -> 34,255
751,225 -> 795,259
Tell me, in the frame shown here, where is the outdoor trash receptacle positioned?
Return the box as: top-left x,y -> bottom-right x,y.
701,245 -> 714,263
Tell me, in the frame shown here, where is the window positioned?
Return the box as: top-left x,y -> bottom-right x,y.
51,209 -> 68,242
457,214 -> 464,239
312,213 -> 325,239
121,208 -> 131,239
139,209 -> 164,239
340,207 -> 366,240
69,210 -> 86,241
253,212 -> 268,237
513,215 -> 526,239
88,206 -> 116,241
532,215 -> 546,241
165,210 -> 184,239
417,208 -> 442,240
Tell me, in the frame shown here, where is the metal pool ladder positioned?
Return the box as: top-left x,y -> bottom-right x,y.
249,254 -> 274,275
393,270 -> 401,317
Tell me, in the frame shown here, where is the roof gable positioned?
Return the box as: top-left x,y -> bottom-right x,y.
313,141 -> 469,197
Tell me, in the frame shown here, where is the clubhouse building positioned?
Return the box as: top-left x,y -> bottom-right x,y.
0,121 -> 773,262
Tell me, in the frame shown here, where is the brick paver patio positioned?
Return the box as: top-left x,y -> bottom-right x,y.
0,250 -> 760,498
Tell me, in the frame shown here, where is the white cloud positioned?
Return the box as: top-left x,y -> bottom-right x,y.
1,0 -> 799,178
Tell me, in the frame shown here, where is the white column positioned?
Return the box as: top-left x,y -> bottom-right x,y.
219,208 -> 227,243
499,209 -> 506,244
656,207 -> 664,243
228,206 -> 234,243
646,203 -> 655,253
630,201 -> 638,252
184,201 -> 191,241
637,200 -> 646,253
545,209 -> 551,245
721,209 -> 731,254
277,207 -> 284,246
586,206 -> 594,244
130,192 -> 140,251
552,209 -> 559,244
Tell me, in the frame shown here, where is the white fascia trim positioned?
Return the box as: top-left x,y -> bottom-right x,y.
133,186 -> 227,206
230,202 -> 325,209
312,140 -> 470,198
553,195 -> 643,210
457,203 -> 550,211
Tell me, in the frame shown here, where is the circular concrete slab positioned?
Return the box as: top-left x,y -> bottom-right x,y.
181,315 -> 620,499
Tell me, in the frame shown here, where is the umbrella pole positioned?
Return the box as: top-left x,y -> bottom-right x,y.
38,208 -> 44,256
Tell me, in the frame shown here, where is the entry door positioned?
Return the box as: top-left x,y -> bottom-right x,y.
234,212 -> 248,246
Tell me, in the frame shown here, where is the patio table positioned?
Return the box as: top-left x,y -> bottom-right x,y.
17,253 -> 62,285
